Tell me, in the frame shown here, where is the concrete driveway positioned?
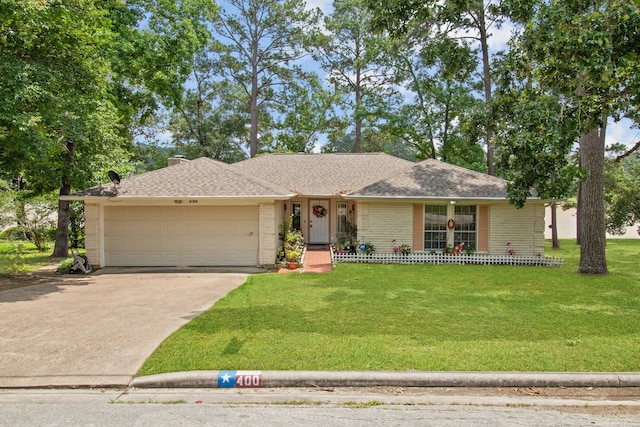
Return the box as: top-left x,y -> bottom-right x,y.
0,267 -> 255,388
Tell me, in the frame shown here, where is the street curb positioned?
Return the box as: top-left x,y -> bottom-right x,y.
130,371 -> 640,389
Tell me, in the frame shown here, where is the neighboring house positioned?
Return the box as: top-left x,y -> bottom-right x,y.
545,205 -> 640,240
63,153 -> 548,268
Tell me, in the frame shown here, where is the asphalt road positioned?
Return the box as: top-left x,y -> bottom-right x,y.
0,388 -> 639,426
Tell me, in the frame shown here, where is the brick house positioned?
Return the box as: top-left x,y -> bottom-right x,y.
63,153 -> 547,268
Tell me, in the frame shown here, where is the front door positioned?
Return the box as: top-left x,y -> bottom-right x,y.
309,200 -> 329,244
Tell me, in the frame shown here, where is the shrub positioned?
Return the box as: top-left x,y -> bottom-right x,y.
277,214 -> 305,264
359,242 -> 375,254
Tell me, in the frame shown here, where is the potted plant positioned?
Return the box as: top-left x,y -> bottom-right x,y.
285,249 -> 300,269
399,244 -> 411,256
277,215 -> 305,269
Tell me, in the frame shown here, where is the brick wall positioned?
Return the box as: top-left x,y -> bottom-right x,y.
357,200 -> 546,256
356,202 -> 414,253
489,202 -> 546,256
259,203 -> 277,266
84,203 -> 102,268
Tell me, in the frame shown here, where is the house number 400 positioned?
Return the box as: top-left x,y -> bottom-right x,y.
235,374 -> 261,387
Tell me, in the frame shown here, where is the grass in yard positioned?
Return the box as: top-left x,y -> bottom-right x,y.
0,239 -> 59,275
138,239 -> 640,374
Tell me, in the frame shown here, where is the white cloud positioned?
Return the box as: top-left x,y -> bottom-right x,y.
487,20 -> 516,53
305,0 -> 333,14
607,118 -> 640,148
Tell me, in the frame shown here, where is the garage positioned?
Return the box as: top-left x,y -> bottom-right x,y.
103,205 -> 259,267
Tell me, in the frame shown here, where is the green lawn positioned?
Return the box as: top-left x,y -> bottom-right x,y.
0,239 -> 61,275
139,239 -> 640,375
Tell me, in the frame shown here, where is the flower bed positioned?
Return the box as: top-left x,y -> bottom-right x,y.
332,251 -> 564,267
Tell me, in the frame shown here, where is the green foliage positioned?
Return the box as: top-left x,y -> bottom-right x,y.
213,0 -> 321,157
139,239 -> 640,374
272,75 -> 343,153
493,74 -> 586,207
1,0 -> 218,256
341,221 -> 358,250
69,202 -> 85,249
366,0 -> 506,174
1,0 -> 125,189
168,50 -> 249,162
360,241 -> 376,254
0,239 -> 55,275
56,257 -> 76,274
491,0 -> 639,274
278,215 -> 305,264
7,192 -> 57,252
131,143 -> 171,173
605,152 -> 640,234
312,0 -> 400,153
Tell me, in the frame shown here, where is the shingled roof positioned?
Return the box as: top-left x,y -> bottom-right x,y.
65,153 -> 515,201
66,157 -> 293,199
233,153 -> 414,196
346,158 -> 509,199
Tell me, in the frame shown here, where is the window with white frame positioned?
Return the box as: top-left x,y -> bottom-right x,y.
292,202 -> 302,230
454,205 -> 477,250
337,202 -> 347,234
424,205 -> 448,250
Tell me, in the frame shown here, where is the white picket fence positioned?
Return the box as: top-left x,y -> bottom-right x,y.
332,251 -> 564,267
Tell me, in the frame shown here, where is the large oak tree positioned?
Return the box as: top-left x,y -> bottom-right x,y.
494,0 -> 639,274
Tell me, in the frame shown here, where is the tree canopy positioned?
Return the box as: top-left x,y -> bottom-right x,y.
493,0 -> 640,274
0,0 -> 217,256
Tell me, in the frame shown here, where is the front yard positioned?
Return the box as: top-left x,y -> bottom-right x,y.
138,239 -> 640,375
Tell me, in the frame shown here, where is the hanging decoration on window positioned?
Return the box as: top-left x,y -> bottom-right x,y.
313,205 -> 327,218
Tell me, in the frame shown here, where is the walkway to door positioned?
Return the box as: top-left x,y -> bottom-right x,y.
278,246 -> 333,274
302,248 -> 333,273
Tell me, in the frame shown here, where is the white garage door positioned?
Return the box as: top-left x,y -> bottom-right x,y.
104,206 -> 259,267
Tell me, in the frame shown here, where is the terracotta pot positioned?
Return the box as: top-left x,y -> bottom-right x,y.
288,262 -> 297,269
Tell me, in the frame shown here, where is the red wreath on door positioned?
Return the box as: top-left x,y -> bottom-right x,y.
313,205 -> 327,218
447,219 -> 456,229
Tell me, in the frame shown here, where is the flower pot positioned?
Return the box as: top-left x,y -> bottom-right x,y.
288,262 -> 297,269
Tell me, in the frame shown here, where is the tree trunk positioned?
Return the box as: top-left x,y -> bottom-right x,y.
354,112 -> 362,153
52,183 -> 71,258
249,68 -> 259,158
477,7 -> 495,176
442,89 -> 450,160
550,202 -> 560,249
578,126 -> 607,274
249,37 -> 260,158
354,65 -> 362,153
52,140 -> 76,258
